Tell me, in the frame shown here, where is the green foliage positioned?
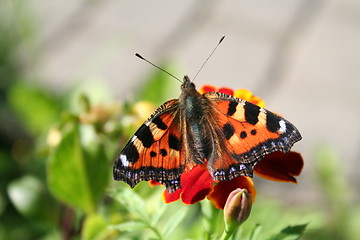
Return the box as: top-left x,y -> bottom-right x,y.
8,82 -> 63,135
47,121 -> 109,214
268,224 -> 307,240
7,175 -> 59,223
137,65 -> 180,105
82,214 -> 109,240
111,188 -> 189,240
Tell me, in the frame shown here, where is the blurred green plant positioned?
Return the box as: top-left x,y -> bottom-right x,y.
47,121 -> 109,214
0,1 -> 58,239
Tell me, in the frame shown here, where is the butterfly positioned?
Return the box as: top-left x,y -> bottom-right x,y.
113,75 -> 302,193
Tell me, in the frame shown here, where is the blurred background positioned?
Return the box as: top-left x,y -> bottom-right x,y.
1,0 -> 360,239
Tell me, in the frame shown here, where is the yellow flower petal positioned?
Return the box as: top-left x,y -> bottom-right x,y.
234,89 -> 253,102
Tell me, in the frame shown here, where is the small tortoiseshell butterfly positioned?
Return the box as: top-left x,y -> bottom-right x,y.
113,74 -> 302,193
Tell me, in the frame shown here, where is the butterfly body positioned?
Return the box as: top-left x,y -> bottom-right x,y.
179,77 -> 214,165
113,76 -> 301,193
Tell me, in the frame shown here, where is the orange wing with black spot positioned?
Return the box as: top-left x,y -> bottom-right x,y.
203,92 -> 302,181
113,99 -> 186,192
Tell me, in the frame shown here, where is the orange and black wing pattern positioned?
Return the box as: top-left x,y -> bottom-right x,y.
204,92 -> 302,181
113,99 -> 185,192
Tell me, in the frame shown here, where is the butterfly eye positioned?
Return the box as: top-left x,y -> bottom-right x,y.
181,78 -> 196,90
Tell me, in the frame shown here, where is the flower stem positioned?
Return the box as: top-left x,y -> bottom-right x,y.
148,224 -> 163,240
220,228 -> 237,240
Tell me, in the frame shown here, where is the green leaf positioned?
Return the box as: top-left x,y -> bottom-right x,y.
82,214 -> 108,240
200,199 -> 213,220
83,140 -> 110,208
151,200 -> 167,225
112,188 -> 150,221
111,221 -> 148,232
8,82 -> 62,134
47,122 -> 108,214
162,206 -> 188,238
281,224 -> 307,235
7,175 -> 58,223
249,224 -> 262,240
268,224 -> 307,240
200,201 -> 223,237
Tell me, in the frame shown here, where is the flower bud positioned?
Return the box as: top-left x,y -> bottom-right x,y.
47,127 -> 62,147
224,188 -> 252,232
132,101 -> 156,123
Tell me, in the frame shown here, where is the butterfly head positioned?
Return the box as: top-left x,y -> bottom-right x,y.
181,75 -> 196,92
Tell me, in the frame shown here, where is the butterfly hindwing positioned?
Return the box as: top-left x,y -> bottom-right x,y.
204,92 -> 302,180
113,99 -> 186,192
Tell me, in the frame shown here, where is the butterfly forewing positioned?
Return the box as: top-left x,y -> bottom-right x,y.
203,92 -> 302,180
113,99 -> 187,192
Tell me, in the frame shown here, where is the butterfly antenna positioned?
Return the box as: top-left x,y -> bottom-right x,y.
192,35 -> 225,82
135,53 -> 183,83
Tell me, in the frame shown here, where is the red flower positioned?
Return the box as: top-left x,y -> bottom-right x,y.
154,85 -> 303,209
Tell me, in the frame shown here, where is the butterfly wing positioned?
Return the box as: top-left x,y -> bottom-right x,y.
113,99 -> 187,192
203,92 -> 302,181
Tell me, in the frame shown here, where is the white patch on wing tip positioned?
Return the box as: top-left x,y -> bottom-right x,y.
279,119 -> 287,133
120,154 -> 130,167
130,135 -> 137,142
